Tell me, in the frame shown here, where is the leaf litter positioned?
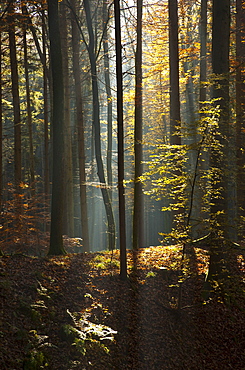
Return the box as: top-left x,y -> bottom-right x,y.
0,243 -> 244,369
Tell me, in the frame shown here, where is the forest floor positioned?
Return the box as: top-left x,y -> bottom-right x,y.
0,242 -> 245,369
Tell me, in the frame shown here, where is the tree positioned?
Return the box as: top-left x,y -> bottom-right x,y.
200,0 -> 208,105
0,33 -> 2,208
42,4 -> 50,202
8,1 -> 22,191
133,0 -> 144,250
168,0 -> 182,237
236,0 -> 245,232
114,0 -> 127,278
206,0 -> 231,283
22,2 -> 35,195
103,0 -> 113,200
83,0 -> 115,251
70,0 -> 90,252
169,0 -> 181,147
48,0 -> 66,255
60,1 -> 75,237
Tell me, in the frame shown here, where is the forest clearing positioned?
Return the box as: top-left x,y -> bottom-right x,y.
0,243 -> 245,369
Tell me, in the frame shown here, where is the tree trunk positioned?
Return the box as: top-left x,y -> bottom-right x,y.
70,0 -> 90,252
168,0 -> 182,236
60,1 -> 75,238
206,0 -> 231,282
196,0 -> 209,239
42,7 -> 50,200
210,0 -> 230,223
22,4 -> 35,195
83,0 -> 115,251
200,0 -> 207,105
133,0 -> 144,250
8,3 -> 22,190
169,0 -> 181,146
103,0 -> 113,201
0,34 -> 2,208
114,0 -> 127,278
47,0 -> 66,255
236,0 -> 245,234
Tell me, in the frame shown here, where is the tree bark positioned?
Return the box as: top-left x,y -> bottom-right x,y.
70,0 -> 90,252
133,0 -> 144,250
206,0 -> 231,282
0,34 -> 2,208
22,4 -> 35,195
48,0 -> 66,255
60,1 -> 75,238
236,0 -> 245,230
103,0 -> 113,201
200,0 -> 207,105
168,0 -> 182,236
210,0 -> 230,222
8,3 -> 22,190
42,7 -> 50,200
169,0 -> 181,146
114,0 -> 127,278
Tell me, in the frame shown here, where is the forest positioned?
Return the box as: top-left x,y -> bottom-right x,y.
0,0 -> 245,369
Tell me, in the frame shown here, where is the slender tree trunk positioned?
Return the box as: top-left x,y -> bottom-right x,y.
83,0 -> 115,250
22,5 -> 35,195
8,3 -> 22,248
60,1 -> 75,237
181,8 -> 198,238
42,7 -> 50,200
89,128 -> 96,249
8,3 -> 22,190
133,0 -> 144,250
48,0 -> 66,255
70,0 -> 90,252
200,0 -> 207,105
168,0 -> 182,237
199,0 -> 209,222
114,0 -> 127,278
103,0 -> 113,201
0,34 -> 2,208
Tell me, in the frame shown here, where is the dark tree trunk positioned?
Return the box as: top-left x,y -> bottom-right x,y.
114,0 -> 127,278
206,0 -> 231,282
0,34 -> 2,208
210,0 -> 230,221
168,0 -> 182,236
60,1 -> 75,238
133,0 -> 144,250
236,0 -> 245,232
200,0 -> 207,105
8,3 -> 22,190
22,5 -> 35,195
195,0 -> 209,239
103,0 -> 113,201
47,0 -> 66,255
83,0 -> 115,251
169,0 -> 181,146
42,7 -> 50,200
70,0 -> 90,252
